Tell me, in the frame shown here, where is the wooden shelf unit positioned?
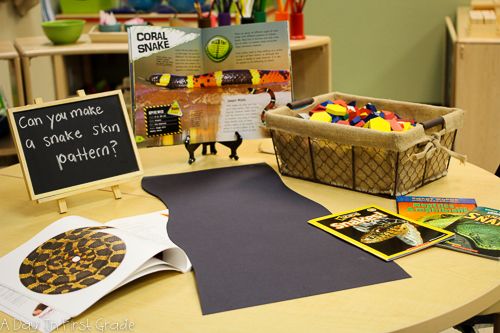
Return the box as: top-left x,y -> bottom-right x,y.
445,7 -> 500,173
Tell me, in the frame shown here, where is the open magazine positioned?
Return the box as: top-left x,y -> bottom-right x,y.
128,21 -> 292,146
0,210 -> 190,333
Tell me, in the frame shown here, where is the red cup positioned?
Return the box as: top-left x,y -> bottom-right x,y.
274,11 -> 289,22
290,12 -> 305,40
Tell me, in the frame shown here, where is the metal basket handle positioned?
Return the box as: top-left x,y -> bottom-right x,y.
420,116 -> 445,130
287,98 -> 315,110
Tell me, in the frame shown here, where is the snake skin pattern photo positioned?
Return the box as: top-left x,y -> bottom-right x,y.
19,226 -> 126,295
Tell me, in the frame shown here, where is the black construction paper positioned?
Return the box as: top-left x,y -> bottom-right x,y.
142,163 -> 410,314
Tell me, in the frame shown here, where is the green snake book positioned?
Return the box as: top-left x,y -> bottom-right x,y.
128,22 -> 292,147
440,206 -> 500,260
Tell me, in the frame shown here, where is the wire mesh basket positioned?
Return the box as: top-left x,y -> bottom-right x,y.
265,92 -> 465,197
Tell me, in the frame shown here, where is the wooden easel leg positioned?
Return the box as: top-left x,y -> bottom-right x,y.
112,185 -> 122,199
58,199 -> 67,214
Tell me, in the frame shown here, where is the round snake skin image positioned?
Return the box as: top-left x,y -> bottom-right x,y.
19,226 -> 126,294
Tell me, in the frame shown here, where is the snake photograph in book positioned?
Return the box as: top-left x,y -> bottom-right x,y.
134,68 -> 291,146
353,217 -> 424,246
147,69 -> 290,89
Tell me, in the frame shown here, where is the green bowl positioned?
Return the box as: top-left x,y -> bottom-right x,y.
41,20 -> 85,45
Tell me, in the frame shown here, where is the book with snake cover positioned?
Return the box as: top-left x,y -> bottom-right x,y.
128,22 -> 292,147
439,207 -> 500,260
396,196 -> 477,229
308,205 -> 454,261
0,210 -> 190,333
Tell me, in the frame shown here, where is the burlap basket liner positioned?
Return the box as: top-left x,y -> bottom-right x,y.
265,92 -> 464,196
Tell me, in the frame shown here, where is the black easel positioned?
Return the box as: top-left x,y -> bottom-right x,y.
184,132 -> 243,164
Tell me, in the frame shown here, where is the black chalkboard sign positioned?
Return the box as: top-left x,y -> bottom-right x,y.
8,91 -> 142,201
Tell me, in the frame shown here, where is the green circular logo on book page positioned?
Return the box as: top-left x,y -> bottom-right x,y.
205,35 -> 232,63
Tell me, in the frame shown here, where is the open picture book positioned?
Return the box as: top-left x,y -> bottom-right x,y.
128,22 -> 292,146
0,210 -> 190,333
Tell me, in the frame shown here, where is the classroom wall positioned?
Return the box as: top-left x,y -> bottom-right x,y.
0,1 -> 472,106
304,0 -> 469,104
0,3 -> 55,106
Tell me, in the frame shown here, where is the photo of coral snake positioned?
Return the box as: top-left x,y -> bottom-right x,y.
147,69 -> 290,89
147,70 -> 287,123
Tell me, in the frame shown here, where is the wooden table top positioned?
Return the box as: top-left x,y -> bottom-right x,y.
0,139 -> 499,333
